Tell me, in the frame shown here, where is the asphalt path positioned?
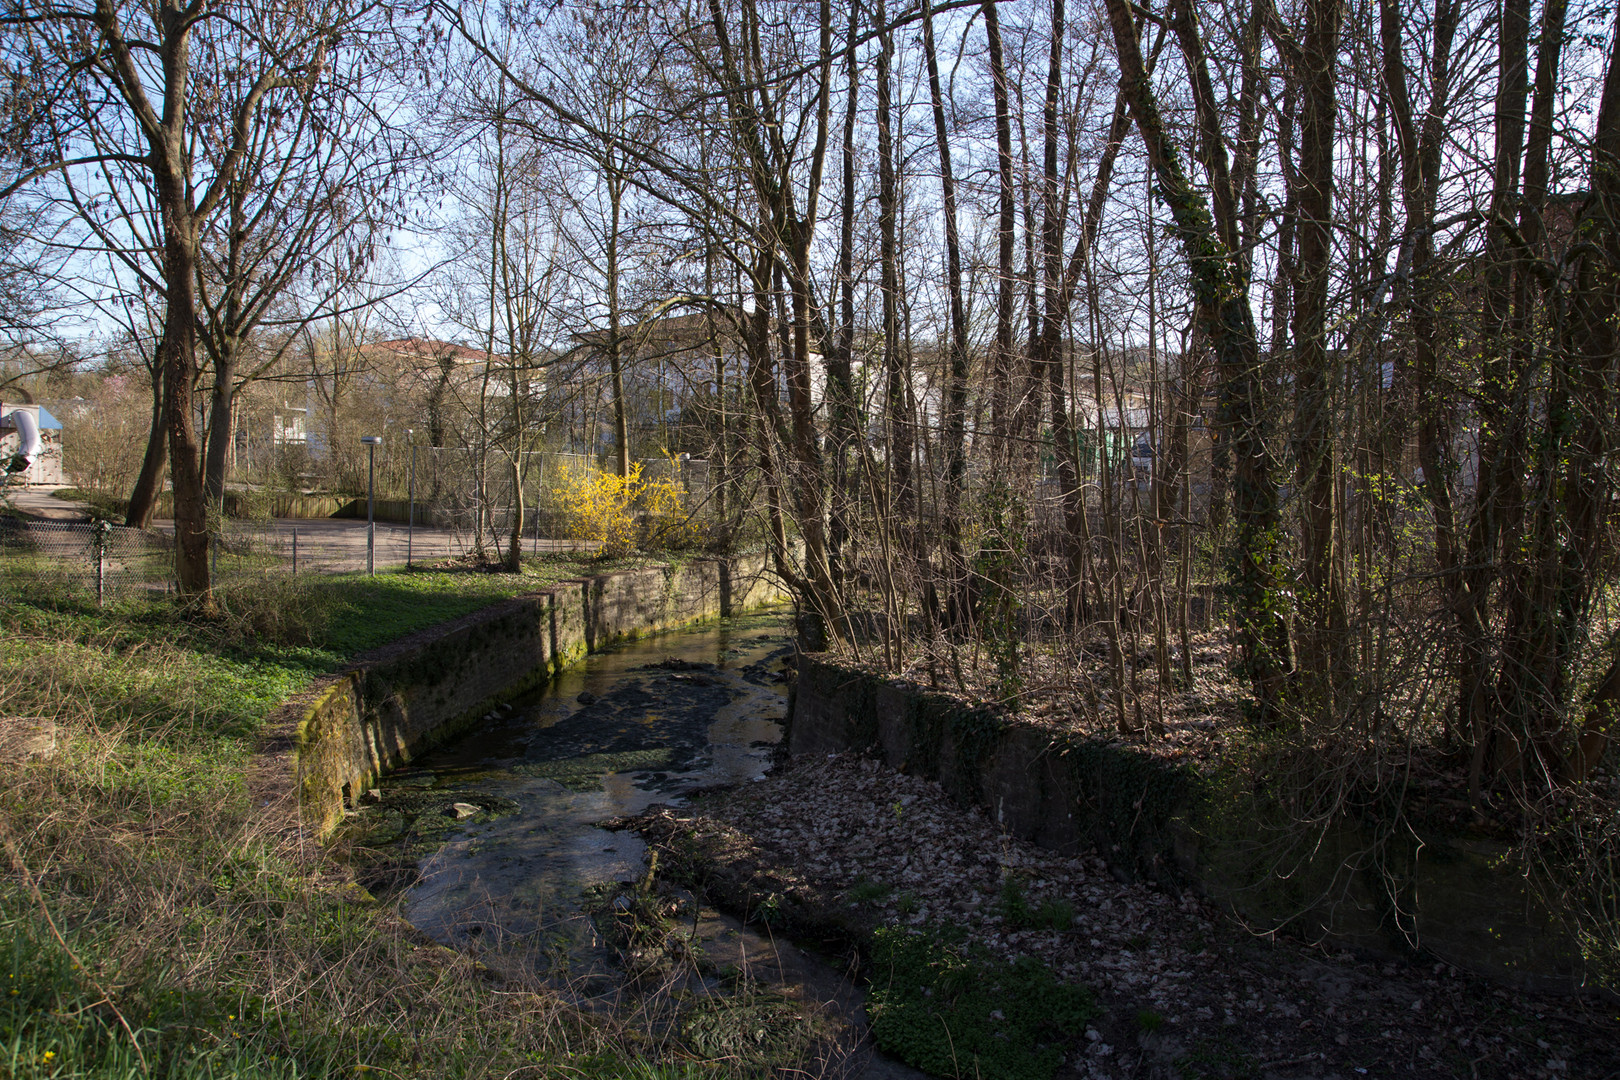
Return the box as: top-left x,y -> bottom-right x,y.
3,485 -> 587,573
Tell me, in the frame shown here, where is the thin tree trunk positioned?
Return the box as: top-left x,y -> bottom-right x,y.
921,0 -> 969,624
875,0 -> 911,527
126,355 -> 167,528
1107,0 -> 1290,715
1293,0 -> 1345,709
983,0 -> 1016,465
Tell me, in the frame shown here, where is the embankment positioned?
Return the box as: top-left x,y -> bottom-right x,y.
790,655 -> 1595,995
261,554 -> 787,838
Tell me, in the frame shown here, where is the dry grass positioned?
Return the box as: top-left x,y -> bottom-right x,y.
0,572 -> 773,1079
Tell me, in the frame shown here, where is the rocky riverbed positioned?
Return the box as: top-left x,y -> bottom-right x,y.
625,751 -> 1619,1080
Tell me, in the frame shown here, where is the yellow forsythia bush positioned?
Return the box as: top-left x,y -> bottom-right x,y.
552,463 -> 641,556
550,458 -> 705,555
639,468 -> 707,552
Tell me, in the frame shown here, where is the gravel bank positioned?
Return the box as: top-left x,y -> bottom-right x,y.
628,753 -> 1618,1080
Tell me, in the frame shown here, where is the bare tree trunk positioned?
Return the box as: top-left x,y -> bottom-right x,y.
875,0 -> 911,528
606,171 -> 630,479
1108,0 -> 1289,715
825,0 -> 861,589
921,0 -> 969,624
126,356 -> 167,528
984,0 -> 1016,467
158,196 -> 211,601
1293,0 -> 1346,709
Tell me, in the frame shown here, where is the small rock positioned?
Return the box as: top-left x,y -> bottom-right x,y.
577,692 -> 598,705
361,788 -> 382,805
446,802 -> 480,819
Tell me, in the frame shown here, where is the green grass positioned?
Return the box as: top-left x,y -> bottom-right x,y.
0,553 -> 707,1078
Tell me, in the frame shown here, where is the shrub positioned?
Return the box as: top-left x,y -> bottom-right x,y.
550,461 -> 705,556
638,466 -> 706,552
210,574 -> 345,648
866,926 -> 1096,1080
551,463 -> 641,557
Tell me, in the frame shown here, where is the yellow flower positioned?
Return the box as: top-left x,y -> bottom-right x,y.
40,1050 -> 55,1063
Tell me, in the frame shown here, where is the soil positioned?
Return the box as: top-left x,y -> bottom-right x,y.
623,752 -> 1620,1080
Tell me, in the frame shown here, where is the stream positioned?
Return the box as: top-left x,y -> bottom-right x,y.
349,608 -> 923,1079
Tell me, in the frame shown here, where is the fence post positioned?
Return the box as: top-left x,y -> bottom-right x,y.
93,520 -> 109,608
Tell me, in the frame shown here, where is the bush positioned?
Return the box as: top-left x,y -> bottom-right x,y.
210,574 -> 345,648
550,461 -> 705,556
552,464 -> 641,557
638,466 -> 706,552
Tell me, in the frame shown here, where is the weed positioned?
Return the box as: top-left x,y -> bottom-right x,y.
892,890 -> 919,917
999,876 -> 1075,931
1137,1008 -> 1166,1033
866,926 -> 1097,1080
1033,898 -> 1076,931
1174,1036 -> 1261,1079
1000,873 -> 1032,925
846,878 -> 893,905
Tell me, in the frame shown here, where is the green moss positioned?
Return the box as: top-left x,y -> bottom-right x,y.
511,748 -> 677,791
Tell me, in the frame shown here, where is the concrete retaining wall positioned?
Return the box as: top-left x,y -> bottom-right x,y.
281,553 -> 787,838
791,654 -> 1597,994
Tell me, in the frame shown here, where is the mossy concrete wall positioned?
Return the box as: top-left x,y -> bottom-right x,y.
792,655 -> 1596,995
281,554 -> 786,838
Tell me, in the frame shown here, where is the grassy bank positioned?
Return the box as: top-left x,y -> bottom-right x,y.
0,556 -> 722,1079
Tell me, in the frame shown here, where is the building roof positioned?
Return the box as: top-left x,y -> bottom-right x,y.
0,403 -> 61,430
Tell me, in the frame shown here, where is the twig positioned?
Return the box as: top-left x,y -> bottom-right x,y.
0,826 -> 149,1074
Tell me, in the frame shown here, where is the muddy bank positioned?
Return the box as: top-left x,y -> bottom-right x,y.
623,753 -> 1619,1080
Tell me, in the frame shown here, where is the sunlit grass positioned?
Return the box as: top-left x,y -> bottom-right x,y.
0,554 -> 724,1078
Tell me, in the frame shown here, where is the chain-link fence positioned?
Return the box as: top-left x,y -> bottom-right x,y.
403,449 -> 713,551
0,512 -> 595,607
0,517 -> 174,605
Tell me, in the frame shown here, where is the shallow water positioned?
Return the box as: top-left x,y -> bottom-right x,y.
378,609 -> 927,1078
399,609 -> 792,962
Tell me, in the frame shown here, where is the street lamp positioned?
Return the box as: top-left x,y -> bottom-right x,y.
406,429 -> 415,568
361,435 -> 382,575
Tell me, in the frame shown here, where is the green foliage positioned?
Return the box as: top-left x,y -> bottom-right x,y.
845,878 -> 893,905
680,988 -> 826,1072
866,927 -> 1096,1080
998,877 -> 1075,932
1174,1036 -> 1261,1079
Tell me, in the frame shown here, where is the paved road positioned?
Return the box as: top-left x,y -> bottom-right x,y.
3,484 -> 587,574
214,517 -> 588,573
3,485 -> 91,521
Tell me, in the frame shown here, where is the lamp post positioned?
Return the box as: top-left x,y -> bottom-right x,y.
406,429 -> 415,568
361,435 -> 382,575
